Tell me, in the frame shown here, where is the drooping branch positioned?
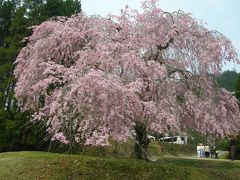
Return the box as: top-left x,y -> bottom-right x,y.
156,37 -> 174,51
14,0 -> 240,156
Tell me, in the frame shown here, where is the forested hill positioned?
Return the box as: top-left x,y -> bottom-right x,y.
216,70 -> 239,92
0,0 -> 81,152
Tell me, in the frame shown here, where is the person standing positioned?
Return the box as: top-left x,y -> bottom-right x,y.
204,144 -> 210,158
210,145 -> 216,159
197,143 -> 201,158
200,143 -> 204,158
230,137 -> 237,161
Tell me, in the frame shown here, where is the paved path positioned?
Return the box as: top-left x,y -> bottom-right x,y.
148,151 -> 240,162
177,151 -> 240,162
181,156 -> 240,162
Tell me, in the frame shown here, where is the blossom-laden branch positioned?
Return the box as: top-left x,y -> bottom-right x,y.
14,1 -> 240,146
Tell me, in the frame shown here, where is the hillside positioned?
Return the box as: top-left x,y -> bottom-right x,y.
0,151 -> 239,180
216,70 -> 239,92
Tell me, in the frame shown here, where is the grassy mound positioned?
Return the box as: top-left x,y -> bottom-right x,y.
79,141 -> 196,158
0,151 -> 239,179
149,142 -> 196,156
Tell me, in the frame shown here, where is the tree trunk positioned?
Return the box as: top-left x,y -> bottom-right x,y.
133,122 -> 150,161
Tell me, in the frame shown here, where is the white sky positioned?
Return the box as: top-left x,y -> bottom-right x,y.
82,0 -> 240,72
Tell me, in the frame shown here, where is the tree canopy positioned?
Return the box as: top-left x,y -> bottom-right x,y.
14,0 -> 240,159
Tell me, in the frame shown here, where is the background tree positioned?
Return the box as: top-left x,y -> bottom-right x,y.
0,0 -> 17,47
217,70 -> 239,92
24,0 -> 81,24
0,0 -> 82,152
235,75 -> 240,101
14,0 -> 240,160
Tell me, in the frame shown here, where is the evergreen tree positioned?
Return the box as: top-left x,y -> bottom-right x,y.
0,0 -> 82,152
0,0 -> 16,47
216,70 -> 239,92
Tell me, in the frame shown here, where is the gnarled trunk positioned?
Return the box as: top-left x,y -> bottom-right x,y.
133,122 -> 150,161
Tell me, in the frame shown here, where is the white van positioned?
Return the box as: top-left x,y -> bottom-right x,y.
159,136 -> 187,144
147,135 -> 155,141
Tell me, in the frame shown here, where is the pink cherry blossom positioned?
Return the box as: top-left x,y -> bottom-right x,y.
14,0 -> 240,151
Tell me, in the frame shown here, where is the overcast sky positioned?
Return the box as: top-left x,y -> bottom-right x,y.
82,0 -> 240,72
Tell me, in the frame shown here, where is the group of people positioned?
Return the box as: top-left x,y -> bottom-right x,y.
197,143 -> 216,158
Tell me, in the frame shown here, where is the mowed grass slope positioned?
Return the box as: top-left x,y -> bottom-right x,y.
78,141 -> 196,159
0,151 -> 239,180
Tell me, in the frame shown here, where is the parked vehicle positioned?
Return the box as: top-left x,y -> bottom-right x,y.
159,136 -> 187,144
130,130 -> 156,141
147,135 -> 155,141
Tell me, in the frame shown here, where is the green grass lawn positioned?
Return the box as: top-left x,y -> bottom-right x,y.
79,141 -> 196,158
0,151 -> 239,180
